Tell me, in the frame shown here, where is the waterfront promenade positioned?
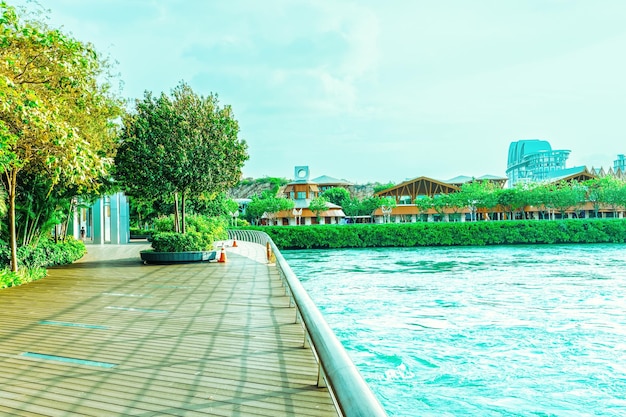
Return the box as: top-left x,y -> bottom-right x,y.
0,242 -> 338,416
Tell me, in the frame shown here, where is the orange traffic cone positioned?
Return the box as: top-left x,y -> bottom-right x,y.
218,246 -> 227,263
232,238 -> 238,248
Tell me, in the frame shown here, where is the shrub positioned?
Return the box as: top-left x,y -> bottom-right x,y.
149,215 -> 227,251
153,216 -> 176,232
0,267 -> 47,288
0,237 -> 86,269
185,215 -> 228,249
150,232 -> 206,252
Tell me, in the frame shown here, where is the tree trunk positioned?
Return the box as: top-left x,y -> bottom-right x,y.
6,168 -> 19,272
173,192 -> 180,233
63,200 -> 74,241
181,191 -> 186,234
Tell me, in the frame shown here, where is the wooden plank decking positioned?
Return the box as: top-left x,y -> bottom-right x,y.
0,242 -> 338,416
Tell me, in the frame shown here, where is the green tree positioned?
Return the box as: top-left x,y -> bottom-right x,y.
115,82 -> 248,233
245,194 -> 294,225
309,197 -> 329,223
1,3 -> 122,271
339,196 -> 363,217
414,195 -> 433,221
0,185 -> 6,217
597,176 -> 626,218
551,180 -> 586,219
373,182 -> 395,193
445,192 -> 467,220
495,185 -> 536,221
432,194 -> 449,220
321,187 -> 350,206
458,180 -> 491,221
584,178 -> 603,218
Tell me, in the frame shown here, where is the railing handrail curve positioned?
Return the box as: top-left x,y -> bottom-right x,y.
228,230 -> 387,417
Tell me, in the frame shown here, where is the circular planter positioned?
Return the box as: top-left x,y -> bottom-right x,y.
140,250 -> 217,264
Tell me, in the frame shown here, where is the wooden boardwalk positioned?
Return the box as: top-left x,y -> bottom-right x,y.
0,242 -> 338,416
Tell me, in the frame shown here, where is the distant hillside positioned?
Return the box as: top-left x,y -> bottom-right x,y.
228,177 -> 384,200
227,177 -> 286,199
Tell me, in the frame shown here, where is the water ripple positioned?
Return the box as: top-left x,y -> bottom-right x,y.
284,244 -> 626,417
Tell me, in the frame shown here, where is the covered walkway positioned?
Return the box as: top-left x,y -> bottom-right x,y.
0,242 -> 337,416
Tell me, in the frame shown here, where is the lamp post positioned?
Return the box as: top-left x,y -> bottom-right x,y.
292,208 -> 302,225
381,206 -> 393,224
229,211 -> 239,227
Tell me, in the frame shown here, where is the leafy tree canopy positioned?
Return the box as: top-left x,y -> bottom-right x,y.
1,2 -> 123,270
308,196 -> 329,218
321,187 -> 350,206
115,81 -> 248,232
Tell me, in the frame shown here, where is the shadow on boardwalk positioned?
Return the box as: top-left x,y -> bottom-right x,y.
0,242 -> 338,416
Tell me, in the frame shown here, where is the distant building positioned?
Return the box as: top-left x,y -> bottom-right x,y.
373,174 -> 507,222
614,154 -> 626,172
445,175 -> 508,189
311,175 -> 353,192
268,166 -> 346,225
72,192 -> 130,244
506,139 -> 570,187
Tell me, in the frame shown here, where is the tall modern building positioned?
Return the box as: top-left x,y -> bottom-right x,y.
506,139 -> 570,187
614,154 -> 626,172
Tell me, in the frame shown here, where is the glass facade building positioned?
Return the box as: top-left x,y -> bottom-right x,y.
506,140 -> 570,187
614,154 -> 625,172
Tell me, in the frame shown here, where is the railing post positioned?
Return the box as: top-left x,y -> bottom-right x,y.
318,363 -> 327,388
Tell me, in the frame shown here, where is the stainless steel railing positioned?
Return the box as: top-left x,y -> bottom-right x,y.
228,229 -> 387,417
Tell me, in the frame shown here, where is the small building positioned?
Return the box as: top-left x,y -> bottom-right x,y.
71,192 -> 130,244
311,175 -> 353,192
269,166 -> 346,225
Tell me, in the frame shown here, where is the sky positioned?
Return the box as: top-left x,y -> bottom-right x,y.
12,0 -> 626,184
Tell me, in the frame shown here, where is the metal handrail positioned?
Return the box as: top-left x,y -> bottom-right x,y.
228,230 -> 387,417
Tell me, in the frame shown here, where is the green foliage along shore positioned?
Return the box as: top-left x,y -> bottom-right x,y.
247,219 -> 626,250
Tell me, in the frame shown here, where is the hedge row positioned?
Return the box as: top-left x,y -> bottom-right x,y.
0,237 -> 86,269
0,237 -> 86,288
245,219 -> 626,250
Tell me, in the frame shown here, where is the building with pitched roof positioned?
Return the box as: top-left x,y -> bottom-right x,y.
372,174 -> 507,222
311,175 -> 353,192
267,166 -> 346,225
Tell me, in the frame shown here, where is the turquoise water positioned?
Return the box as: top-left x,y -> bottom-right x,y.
283,244 -> 626,417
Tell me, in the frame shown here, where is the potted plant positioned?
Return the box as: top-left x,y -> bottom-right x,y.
140,216 -> 226,264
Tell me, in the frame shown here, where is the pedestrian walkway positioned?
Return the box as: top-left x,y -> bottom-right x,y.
0,241 -> 338,416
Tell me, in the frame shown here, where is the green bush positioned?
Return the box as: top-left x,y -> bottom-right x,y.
0,237 -> 86,269
149,215 -> 227,252
245,219 -> 626,249
153,216 -> 176,232
185,215 -> 228,248
0,267 -> 47,289
0,237 -> 84,289
150,232 -> 206,252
